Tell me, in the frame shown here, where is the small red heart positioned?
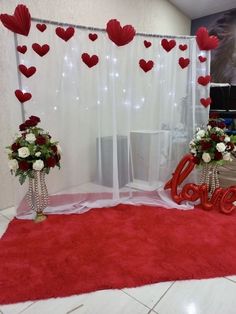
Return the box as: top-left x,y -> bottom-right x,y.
32,43 -> 50,57
178,57 -> 190,69
36,23 -> 46,32
106,19 -> 136,46
161,39 -> 176,52
139,59 -> 154,72
18,64 -> 36,78
144,40 -> 152,48
198,56 -> 207,62
55,27 -> 75,41
89,33 -> 98,41
200,97 -> 212,107
196,27 -> 219,50
15,90 -> 32,103
0,4 -> 31,36
81,53 -> 99,68
179,44 -> 187,51
198,75 -> 211,86
17,45 -> 27,54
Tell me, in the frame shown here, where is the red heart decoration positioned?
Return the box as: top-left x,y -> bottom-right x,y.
89,33 -> 98,41
0,4 -> 31,36
161,39 -> 176,52
36,23 -> 46,32
200,97 -> 212,107
198,75 -> 211,86
81,53 -> 99,68
139,59 -> 154,72
178,57 -> 190,69
198,56 -> 207,62
18,64 -> 36,78
17,45 -> 27,54
144,40 -> 152,48
106,19 -> 136,47
15,90 -> 32,103
32,43 -> 50,57
179,44 -> 187,51
196,27 -> 219,50
55,27 -> 75,42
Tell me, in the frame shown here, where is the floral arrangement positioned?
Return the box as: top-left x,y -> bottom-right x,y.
189,118 -> 235,165
7,116 -> 61,184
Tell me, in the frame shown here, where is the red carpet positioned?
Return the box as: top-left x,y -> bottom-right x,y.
1,204 -> 236,304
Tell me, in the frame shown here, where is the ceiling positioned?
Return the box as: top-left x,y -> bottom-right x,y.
169,0 -> 236,19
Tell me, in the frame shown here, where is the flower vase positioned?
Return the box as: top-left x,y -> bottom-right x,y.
26,170 -> 49,222
200,163 -> 220,197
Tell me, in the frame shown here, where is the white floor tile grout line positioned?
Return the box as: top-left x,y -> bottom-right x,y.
66,303 -> 84,313
121,289 -> 155,311
224,276 -> 236,284
18,302 -> 36,313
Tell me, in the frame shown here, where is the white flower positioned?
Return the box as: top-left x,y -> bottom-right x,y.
216,142 -> 226,153
18,147 -> 30,158
197,130 -> 205,137
223,153 -> 232,161
207,125 -> 212,130
224,136 -> 230,143
190,148 -> 197,155
202,152 -> 211,163
215,127 -> 220,131
196,135 -> 201,141
25,133 -> 36,143
35,152 -> 41,157
56,144 -> 62,154
33,160 -> 44,171
8,159 -> 18,171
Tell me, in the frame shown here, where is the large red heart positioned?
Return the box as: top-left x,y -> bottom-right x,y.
89,33 -> 98,41
15,90 -> 32,103
178,57 -> 190,69
200,97 -> 212,107
32,43 -> 50,57
55,27 -> 75,41
198,56 -> 207,62
18,64 -> 36,78
139,59 -> 154,72
198,75 -> 211,86
0,4 -> 31,36
17,45 -> 27,54
36,23 -> 47,32
81,53 -> 99,68
144,40 -> 152,48
196,27 -> 219,50
106,19 -> 136,47
179,44 -> 187,51
161,39 -> 176,52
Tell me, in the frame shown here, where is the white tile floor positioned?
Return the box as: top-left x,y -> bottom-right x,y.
1,207 -> 236,314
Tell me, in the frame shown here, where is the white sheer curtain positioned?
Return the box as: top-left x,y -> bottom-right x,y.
13,20 -> 210,218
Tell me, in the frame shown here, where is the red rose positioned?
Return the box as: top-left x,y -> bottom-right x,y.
51,145 -> 57,153
226,142 -> 234,152
19,123 -> 26,131
214,151 -> 223,160
11,142 -> 21,151
210,134 -> 219,142
209,112 -> 219,119
18,161 -> 30,171
192,156 -> 200,165
36,135 -> 47,145
200,140 -> 212,150
217,122 -> 226,129
29,115 -> 40,123
24,119 -> 37,127
208,121 -> 217,127
219,136 -> 225,141
46,157 -> 56,167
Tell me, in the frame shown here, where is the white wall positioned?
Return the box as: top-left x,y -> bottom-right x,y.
0,0 -> 190,209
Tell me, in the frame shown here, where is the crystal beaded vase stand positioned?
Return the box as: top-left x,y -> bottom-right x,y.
26,170 -> 49,222
200,163 -> 219,197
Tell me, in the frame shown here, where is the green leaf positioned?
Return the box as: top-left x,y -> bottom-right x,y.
19,175 -> 26,185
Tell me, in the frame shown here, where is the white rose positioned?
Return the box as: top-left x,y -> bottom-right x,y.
18,147 -> 30,158
197,130 -> 205,138
224,136 -> 230,143
196,135 -> 201,141
8,159 -> 19,171
202,152 -> 211,163
56,144 -> 62,154
223,153 -> 232,161
32,160 -> 44,171
215,127 -> 220,131
25,133 -> 36,143
190,148 -> 197,155
216,142 -> 226,153
35,152 -> 41,157
207,125 -> 212,130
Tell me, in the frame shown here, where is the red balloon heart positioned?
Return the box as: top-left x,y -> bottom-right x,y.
17,45 -> 27,54
139,59 -> 154,72
161,39 -> 176,52
15,90 -> 32,103
198,75 -> 211,86
36,23 -> 47,32
178,57 -> 190,69
198,56 -> 207,62
220,186 -> 236,214
196,27 -> 219,50
144,40 -> 152,48
32,43 -> 50,57
106,19 -> 136,47
89,33 -> 98,41
18,64 -> 36,78
179,44 -> 187,51
0,4 -> 31,36
200,97 -> 212,108
55,27 -> 75,41
81,53 -> 99,68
